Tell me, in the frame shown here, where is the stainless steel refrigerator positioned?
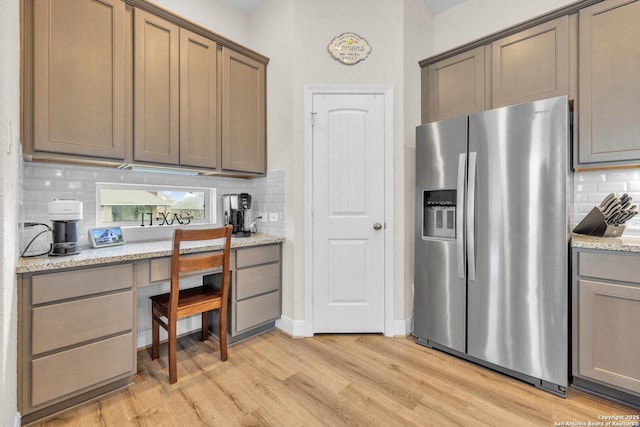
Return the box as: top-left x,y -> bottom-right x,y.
414,95 -> 571,396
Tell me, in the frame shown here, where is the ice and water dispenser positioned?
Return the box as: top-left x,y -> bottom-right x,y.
422,190 -> 456,239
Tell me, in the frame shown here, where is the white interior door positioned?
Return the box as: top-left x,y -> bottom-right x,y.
312,93 -> 386,333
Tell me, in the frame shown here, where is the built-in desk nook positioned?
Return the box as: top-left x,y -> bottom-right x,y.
16,234 -> 283,424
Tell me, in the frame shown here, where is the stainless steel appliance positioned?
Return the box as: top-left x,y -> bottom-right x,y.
48,199 -> 83,256
414,96 -> 571,396
222,193 -> 252,236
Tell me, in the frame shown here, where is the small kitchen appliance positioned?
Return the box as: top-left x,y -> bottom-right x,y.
48,199 -> 83,256
222,193 -> 252,236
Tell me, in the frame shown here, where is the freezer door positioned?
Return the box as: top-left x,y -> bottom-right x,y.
414,116 -> 467,353
466,96 -> 569,387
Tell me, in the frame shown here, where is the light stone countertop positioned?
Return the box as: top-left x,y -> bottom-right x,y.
571,233 -> 640,253
16,233 -> 284,274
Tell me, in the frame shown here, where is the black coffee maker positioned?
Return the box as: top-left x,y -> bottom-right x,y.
48,200 -> 82,256
222,193 -> 252,236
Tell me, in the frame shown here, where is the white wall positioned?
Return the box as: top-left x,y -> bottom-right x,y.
403,0 -> 433,324
0,0 -> 20,423
281,0 -> 432,327
247,0 -> 296,322
291,0 -> 405,324
433,0 -> 577,54
148,0 -> 252,46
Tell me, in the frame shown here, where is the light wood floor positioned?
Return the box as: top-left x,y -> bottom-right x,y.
32,330 -> 636,426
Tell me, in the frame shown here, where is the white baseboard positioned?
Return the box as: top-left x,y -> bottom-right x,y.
275,316 -> 306,338
275,316 -> 414,338
15,412 -> 21,427
394,316 -> 413,337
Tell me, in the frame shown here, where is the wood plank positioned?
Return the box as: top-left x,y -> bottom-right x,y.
31,331 -> 636,426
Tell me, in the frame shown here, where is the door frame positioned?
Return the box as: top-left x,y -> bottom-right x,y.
303,84 -> 394,337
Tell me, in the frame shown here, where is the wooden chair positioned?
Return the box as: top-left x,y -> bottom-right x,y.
150,225 -> 233,384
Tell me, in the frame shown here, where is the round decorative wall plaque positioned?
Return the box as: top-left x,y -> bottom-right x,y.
327,32 -> 372,65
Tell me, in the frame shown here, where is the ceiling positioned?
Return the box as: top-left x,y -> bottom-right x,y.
422,0 -> 466,15
226,0 -> 466,15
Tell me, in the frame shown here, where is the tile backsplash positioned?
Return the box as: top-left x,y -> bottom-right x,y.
19,161 -> 285,254
574,168 -> 640,236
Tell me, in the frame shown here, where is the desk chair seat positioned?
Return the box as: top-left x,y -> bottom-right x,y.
150,225 -> 232,384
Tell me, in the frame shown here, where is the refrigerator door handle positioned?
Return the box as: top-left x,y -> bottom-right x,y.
467,152 -> 477,281
456,153 -> 466,279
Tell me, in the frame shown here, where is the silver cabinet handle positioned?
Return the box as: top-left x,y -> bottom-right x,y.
373,222 -> 382,230
467,151 -> 477,281
457,153 -> 466,279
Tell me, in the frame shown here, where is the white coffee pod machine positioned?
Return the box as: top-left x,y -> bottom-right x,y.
48,200 -> 83,256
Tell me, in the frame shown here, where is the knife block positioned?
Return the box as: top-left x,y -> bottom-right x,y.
573,207 -> 625,237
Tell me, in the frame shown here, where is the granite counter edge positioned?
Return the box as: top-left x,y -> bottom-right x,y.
571,234 -> 640,253
17,235 -> 285,274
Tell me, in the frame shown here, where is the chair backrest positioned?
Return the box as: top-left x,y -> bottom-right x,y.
169,225 -> 233,313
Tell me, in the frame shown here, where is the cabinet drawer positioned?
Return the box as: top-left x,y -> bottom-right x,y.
236,245 -> 280,268
578,252 -> 640,284
236,262 -> 280,300
234,291 -> 280,333
32,290 -> 134,355
31,332 -> 134,407
32,263 -> 133,304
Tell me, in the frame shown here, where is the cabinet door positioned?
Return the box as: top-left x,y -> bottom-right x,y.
578,0 -> 640,165
31,332 -> 134,407
33,0 -> 125,159
221,47 -> 266,174
578,279 -> 640,394
180,29 -> 218,169
424,46 -> 485,123
491,16 -> 569,108
133,9 -> 180,164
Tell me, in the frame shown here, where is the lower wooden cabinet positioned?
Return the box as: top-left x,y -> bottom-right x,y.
231,244 -> 281,335
18,264 -> 136,424
572,249 -> 640,405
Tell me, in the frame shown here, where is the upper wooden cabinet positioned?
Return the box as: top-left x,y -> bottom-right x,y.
420,15 -> 570,123
133,9 -> 180,165
577,0 -> 640,167
23,0 -> 269,176
491,16 -> 570,108
31,0 -> 126,160
221,48 -> 267,174
180,29 -> 219,169
133,11 -> 220,169
422,46 -> 486,123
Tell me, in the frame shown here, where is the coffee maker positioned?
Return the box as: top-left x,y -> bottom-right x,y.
222,193 -> 251,237
48,200 -> 83,256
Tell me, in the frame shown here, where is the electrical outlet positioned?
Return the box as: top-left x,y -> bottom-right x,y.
258,212 -> 267,221
269,212 -> 278,222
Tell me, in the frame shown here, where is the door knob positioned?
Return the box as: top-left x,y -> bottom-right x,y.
373,222 -> 382,230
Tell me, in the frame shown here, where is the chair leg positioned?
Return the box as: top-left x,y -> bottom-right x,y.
219,308 -> 228,361
201,312 -> 209,342
151,307 -> 159,360
168,319 -> 177,384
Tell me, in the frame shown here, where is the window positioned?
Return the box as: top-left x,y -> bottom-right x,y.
96,183 -> 216,227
